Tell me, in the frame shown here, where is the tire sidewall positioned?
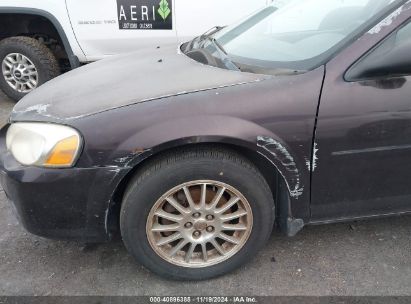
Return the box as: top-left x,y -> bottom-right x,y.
0,39 -> 53,101
121,156 -> 275,280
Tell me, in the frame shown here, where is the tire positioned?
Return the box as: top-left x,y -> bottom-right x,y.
120,146 -> 275,280
0,36 -> 60,101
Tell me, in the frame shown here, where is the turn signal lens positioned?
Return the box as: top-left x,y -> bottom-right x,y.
44,136 -> 80,167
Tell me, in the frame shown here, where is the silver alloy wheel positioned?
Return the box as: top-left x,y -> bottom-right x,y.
2,53 -> 38,93
146,180 -> 253,268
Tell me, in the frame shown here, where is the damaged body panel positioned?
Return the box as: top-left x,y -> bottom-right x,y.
257,136 -> 304,199
70,65 -> 325,228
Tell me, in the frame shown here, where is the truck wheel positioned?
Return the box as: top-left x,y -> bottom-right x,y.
120,147 -> 275,280
0,36 -> 60,101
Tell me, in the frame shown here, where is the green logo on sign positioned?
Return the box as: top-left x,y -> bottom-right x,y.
158,0 -> 171,21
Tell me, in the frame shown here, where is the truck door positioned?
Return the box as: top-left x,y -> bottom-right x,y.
65,0 -> 177,61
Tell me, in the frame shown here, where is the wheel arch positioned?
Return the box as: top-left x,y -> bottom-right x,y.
0,7 -> 80,69
106,137 -> 297,237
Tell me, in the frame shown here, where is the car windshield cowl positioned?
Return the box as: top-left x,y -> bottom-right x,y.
184,0 -> 405,75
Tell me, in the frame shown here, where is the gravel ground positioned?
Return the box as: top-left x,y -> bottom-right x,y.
0,90 -> 410,296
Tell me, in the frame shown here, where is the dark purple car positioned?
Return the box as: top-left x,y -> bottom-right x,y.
1,0 -> 411,280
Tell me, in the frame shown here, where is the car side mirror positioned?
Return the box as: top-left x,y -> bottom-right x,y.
346,34 -> 411,81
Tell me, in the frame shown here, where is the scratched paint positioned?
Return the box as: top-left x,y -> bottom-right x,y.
312,142 -> 319,171
113,149 -> 148,167
12,104 -> 50,115
305,157 -> 311,172
305,142 -> 319,172
257,136 -> 303,198
113,156 -> 134,164
368,6 -> 403,34
30,81 -> 268,122
139,79 -> 266,104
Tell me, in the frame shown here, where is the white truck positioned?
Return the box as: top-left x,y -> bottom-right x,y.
0,0 -> 278,101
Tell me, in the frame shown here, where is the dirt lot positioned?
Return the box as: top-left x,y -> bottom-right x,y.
0,91 -> 410,296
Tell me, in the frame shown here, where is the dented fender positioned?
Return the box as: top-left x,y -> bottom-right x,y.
71,68 -> 324,224
257,136 -> 305,199
99,115 -> 309,202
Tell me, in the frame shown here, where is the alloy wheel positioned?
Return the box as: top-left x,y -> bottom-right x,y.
2,53 -> 38,93
146,180 -> 253,268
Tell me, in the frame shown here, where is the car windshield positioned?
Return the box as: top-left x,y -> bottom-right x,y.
186,0 -> 402,74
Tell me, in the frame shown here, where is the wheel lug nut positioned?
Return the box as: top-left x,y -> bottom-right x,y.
193,230 -> 201,238
184,222 -> 193,228
206,214 -> 214,220
192,212 -> 201,218
206,226 -> 214,232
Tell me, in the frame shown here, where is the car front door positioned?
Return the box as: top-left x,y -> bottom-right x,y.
311,6 -> 411,221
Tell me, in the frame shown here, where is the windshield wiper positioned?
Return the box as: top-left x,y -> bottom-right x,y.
198,26 -> 225,42
186,26 -> 225,51
201,36 -> 241,71
185,26 -> 240,71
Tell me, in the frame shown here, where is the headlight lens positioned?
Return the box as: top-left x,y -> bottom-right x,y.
6,122 -> 82,168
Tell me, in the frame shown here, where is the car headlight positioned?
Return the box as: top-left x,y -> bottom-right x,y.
6,122 -> 82,168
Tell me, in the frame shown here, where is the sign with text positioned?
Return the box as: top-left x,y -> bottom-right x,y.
117,0 -> 173,30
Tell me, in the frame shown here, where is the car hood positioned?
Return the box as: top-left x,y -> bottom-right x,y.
11,44 -> 269,122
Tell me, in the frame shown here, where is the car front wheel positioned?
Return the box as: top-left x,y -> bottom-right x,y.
120,147 -> 275,280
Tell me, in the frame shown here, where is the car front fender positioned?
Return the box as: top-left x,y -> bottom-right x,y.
110,114 -> 306,202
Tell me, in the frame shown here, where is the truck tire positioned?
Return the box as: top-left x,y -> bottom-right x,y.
120,146 -> 275,280
0,36 -> 60,101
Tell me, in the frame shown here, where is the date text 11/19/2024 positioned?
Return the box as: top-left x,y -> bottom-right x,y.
149,297 -> 258,303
